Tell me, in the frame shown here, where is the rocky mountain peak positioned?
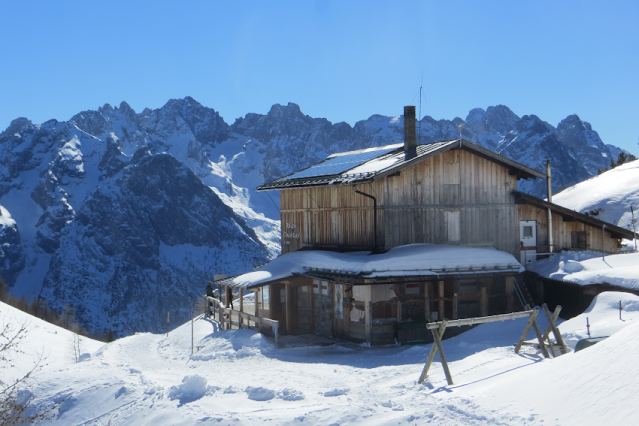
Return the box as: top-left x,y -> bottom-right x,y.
0,117 -> 33,138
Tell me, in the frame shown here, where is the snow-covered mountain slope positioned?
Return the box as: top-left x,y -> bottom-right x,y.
0,97 -> 629,335
40,154 -> 269,335
553,159 -> 639,231
5,291 -> 639,425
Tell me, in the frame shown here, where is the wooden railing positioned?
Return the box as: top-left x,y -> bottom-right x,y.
206,296 -> 279,348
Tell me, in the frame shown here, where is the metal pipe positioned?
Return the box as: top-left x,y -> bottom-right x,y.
353,185 -> 378,252
547,160 -> 554,254
631,206 -> 637,252
602,224 -> 606,260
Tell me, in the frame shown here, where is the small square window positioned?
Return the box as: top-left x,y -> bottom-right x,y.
523,226 -> 533,238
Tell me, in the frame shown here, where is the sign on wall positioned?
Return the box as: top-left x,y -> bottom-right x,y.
283,223 -> 300,246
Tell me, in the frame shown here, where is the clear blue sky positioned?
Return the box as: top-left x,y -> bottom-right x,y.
1,0 -> 637,154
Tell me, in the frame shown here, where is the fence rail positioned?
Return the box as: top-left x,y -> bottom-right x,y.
206,296 -> 279,348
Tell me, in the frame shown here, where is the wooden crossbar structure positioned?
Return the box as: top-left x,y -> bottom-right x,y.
417,303 -> 565,385
206,296 -> 280,348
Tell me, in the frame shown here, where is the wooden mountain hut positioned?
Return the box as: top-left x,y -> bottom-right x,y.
216,106 -> 633,345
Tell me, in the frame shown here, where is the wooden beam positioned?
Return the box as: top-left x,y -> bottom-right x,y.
515,308 -> 540,354
505,277 -> 514,313
286,283 -> 292,334
432,319 -> 454,385
438,281 -> 445,320
418,319 -> 449,384
424,282 -> 431,321
542,303 -> 568,355
542,305 -> 562,343
480,287 -> 488,316
531,316 -> 551,359
427,309 -> 534,329
452,294 -> 458,320
239,289 -> 244,329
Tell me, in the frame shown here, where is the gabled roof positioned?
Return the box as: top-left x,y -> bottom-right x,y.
513,191 -> 635,240
257,139 -> 546,191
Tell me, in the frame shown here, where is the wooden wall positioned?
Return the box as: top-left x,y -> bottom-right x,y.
280,148 -> 521,257
516,204 -> 620,253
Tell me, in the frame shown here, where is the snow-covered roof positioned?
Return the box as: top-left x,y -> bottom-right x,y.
527,250 -> 639,290
220,244 -> 524,289
258,139 -> 545,191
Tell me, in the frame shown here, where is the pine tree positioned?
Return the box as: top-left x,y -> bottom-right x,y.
0,277 -> 7,302
107,328 -> 115,343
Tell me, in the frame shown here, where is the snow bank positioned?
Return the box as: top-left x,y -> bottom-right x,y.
231,243 -> 523,288
169,375 -> 211,405
528,250 -> 639,289
557,291 -> 639,348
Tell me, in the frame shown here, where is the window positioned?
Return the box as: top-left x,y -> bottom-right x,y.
405,283 -> 420,295
321,280 -> 329,296
262,286 -> 270,310
571,231 -> 587,249
523,226 -> 533,238
445,210 -> 461,242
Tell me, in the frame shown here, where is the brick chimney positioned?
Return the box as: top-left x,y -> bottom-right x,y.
404,105 -> 416,152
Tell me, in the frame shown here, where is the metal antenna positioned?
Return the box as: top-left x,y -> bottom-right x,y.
419,73 -> 423,145
457,123 -> 463,147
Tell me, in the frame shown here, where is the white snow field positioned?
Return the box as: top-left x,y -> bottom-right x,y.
3,291 -> 639,425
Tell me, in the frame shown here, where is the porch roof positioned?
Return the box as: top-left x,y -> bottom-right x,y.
216,243 -> 524,290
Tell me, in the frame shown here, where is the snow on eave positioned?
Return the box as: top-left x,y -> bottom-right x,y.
224,244 -> 524,289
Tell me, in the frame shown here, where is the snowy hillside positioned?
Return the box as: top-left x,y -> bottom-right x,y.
4,291 -> 639,425
0,97 -> 629,336
553,159 -> 639,231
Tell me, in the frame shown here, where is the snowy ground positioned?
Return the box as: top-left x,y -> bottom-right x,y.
4,291 -> 639,425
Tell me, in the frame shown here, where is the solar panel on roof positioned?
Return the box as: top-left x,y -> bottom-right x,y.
287,146 -> 399,179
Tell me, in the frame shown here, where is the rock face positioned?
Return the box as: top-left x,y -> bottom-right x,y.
0,97 -> 628,335
40,154 -> 266,334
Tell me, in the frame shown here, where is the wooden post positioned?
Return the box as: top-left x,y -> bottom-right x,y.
365,285 -> 372,344
397,301 -> 403,323
542,305 -> 562,343
438,281 -> 445,320
452,294 -> 458,320
480,287 -> 488,317
285,283 -> 292,334
310,283 -> 315,333
424,282 -> 431,321
542,303 -> 568,354
431,319 -> 453,385
365,301 -> 372,344
505,277 -> 514,313
418,319 -> 448,384
239,289 -> 244,329
530,316 -> 551,359
515,307 -> 540,354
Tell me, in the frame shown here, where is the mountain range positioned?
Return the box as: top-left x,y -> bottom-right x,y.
0,97 -> 626,335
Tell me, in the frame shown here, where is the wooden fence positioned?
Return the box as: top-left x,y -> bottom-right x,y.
206,296 -> 280,348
